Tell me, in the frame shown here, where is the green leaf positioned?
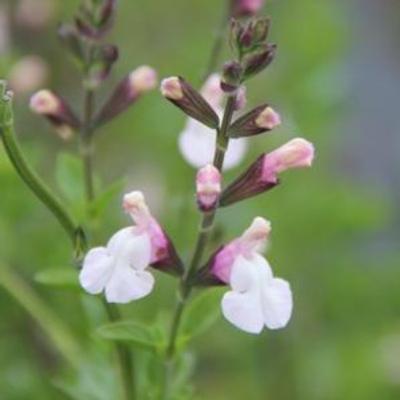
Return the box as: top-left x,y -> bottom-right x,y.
55,152 -> 85,206
97,321 -> 162,352
34,268 -> 79,288
179,288 -> 223,345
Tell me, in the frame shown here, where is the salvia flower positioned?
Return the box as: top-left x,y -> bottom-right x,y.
95,65 -> 157,126
177,74 -> 247,170
79,191 -> 183,304
220,138 -> 315,206
206,217 -> 292,334
228,104 -> 281,138
30,89 -> 80,138
231,0 -> 265,18
196,164 -> 222,212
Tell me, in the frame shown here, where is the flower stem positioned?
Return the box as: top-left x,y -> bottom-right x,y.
165,96 -> 237,361
0,92 -> 85,255
79,72 -> 136,400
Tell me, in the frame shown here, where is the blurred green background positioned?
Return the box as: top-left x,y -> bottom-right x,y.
1,0 -> 399,399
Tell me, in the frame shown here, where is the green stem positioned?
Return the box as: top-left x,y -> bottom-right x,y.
165,96 -> 237,362
0,263 -> 82,368
0,95 -> 85,252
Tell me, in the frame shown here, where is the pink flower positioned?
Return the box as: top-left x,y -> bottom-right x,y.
231,0 -> 265,17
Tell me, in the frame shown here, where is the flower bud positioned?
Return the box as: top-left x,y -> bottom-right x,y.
221,61 -> 243,93
242,43 -> 277,80
238,17 -> 270,49
161,76 -> 220,129
94,66 -> 157,126
86,44 -> 119,88
229,104 -> 281,138
30,90 -> 80,134
16,0 -> 55,30
231,0 -> 265,17
220,138 -> 315,206
196,164 -> 222,212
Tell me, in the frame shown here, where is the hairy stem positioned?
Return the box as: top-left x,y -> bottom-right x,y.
165,96 -> 236,361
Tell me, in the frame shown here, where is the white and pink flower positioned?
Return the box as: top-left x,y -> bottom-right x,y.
79,191 -> 182,304
208,217 -> 293,334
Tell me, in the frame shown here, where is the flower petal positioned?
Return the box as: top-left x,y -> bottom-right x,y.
105,266 -> 155,304
179,122 -> 247,170
261,277 -> 293,329
79,247 -> 114,295
221,255 -> 265,334
222,291 -> 264,334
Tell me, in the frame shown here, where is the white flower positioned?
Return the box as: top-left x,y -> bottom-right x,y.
178,74 -> 247,170
209,217 -> 293,334
79,191 -> 180,304
222,253 -> 292,334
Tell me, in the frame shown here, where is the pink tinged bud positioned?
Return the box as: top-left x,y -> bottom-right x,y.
123,191 -> 183,276
255,107 -> 281,130
160,77 -> 183,100
196,217 -> 271,285
196,164 -> 222,212
30,90 -> 80,132
231,0 -> 265,17
129,66 -> 158,94
229,104 -> 281,138
220,138 -> 315,206
94,65 -> 157,127
161,76 -> 220,129
8,55 -> 49,94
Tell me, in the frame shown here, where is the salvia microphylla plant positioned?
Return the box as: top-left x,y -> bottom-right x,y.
0,0 -> 315,398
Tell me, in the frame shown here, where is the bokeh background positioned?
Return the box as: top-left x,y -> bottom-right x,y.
1,0 -> 399,399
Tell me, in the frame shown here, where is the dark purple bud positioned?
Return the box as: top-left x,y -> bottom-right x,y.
221,61 -> 243,93
94,66 -> 157,126
86,44 -> 119,88
98,0 -> 117,27
228,104 -> 281,138
239,17 -> 271,49
242,43 -> 277,80
161,77 -> 220,129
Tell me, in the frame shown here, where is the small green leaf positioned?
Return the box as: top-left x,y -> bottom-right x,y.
97,321 -> 161,352
34,268 -> 79,288
179,288 -> 223,345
